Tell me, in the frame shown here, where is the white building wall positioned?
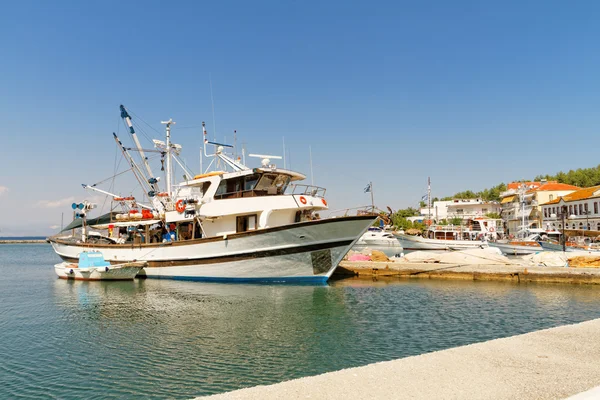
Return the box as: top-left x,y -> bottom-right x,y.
542,198 -> 600,231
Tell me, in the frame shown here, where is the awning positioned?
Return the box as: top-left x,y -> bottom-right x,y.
501,195 -> 516,204
61,212 -> 118,232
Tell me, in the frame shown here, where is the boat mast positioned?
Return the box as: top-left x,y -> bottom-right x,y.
161,119 -> 175,196
120,105 -> 159,193
428,177 -> 431,223
520,183 -> 526,238
112,133 -> 153,194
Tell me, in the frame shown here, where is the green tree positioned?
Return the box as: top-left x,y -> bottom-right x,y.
485,212 -> 502,219
449,217 -> 462,226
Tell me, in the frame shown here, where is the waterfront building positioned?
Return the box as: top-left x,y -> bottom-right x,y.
541,185 -> 600,233
500,180 -> 579,235
420,199 -> 501,223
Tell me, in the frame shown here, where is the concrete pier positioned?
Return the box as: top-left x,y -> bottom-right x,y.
333,261 -> 600,285
198,318 -> 600,400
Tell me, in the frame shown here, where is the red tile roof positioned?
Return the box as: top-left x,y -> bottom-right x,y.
542,185 -> 600,205
507,182 -> 541,190
531,182 -> 580,192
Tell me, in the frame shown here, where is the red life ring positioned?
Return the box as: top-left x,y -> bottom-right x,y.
299,196 -> 307,205
322,198 -> 327,206
175,200 -> 185,213
489,227 -> 495,232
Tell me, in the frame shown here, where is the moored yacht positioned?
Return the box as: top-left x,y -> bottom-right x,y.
48,106 -> 375,283
394,217 -> 502,251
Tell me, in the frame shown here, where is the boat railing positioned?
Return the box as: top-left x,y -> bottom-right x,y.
287,184 -> 326,198
323,205 -> 374,218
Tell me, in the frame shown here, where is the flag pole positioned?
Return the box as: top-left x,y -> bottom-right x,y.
370,181 -> 374,213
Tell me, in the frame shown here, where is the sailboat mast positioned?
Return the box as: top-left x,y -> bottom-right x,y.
161,119 -> 175,196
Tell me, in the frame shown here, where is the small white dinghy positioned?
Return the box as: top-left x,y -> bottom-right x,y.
54,251 -> 146,281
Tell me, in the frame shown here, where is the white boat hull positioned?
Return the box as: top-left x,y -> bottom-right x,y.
538,241 -> 600,253
394,233 -> 487,251
488,242 -> 541,256
54,262 -> 142,281
49,216 -> 374,283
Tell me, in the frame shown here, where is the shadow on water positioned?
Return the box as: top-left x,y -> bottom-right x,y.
2,244 -> 600,399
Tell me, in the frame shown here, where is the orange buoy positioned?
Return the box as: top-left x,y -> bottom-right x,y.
175,200 -> 185,213
299,196 -> 307,205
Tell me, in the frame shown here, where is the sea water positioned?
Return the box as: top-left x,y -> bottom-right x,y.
2,244 -> 600,399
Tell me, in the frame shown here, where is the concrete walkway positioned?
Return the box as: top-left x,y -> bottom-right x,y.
198,318 -> 600,400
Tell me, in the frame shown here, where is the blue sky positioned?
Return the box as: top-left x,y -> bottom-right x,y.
1,0 -> 600,235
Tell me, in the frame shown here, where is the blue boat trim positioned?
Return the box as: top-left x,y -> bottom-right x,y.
142,274 -> 329,284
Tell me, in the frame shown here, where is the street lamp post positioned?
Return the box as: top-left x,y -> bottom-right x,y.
555,205 -> 568,252
582,210 -> 591,235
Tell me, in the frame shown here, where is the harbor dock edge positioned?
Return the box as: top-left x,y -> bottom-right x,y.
197,318 -> 600,400
333,260 -> 600,285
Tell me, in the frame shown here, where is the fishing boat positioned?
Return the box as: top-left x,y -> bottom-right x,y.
488,230 -> 562,256
538,239 -> 600,253
394,217 -> 501,251
394,233 -> 487,251
48,106 -> 375,283
54,251 -> 145,281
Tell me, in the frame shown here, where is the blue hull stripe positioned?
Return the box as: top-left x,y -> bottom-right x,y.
141,274 -> 329,284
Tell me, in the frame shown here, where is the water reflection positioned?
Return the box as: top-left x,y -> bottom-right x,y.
3,244 -> 600,399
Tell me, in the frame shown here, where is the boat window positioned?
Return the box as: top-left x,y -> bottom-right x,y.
236,214 -> 257,233
215,180 -> 227,196
255,174 -> 277,191
254,174 -> 290,195
201,181 -> 211,195
273,175 -> 291,192
244,174 -> 260,191
215,177 -> 245,199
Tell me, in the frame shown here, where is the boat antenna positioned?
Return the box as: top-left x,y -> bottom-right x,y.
234,130 -> 238,161
209,75 -> 216,142
242,143 -> 246,165
309,145 -> 314,185
202,121 -> 246,172
282,137 -> 286,169
161,118 -> 176,196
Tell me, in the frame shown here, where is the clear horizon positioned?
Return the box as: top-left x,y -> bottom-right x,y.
2,1 -> 600,235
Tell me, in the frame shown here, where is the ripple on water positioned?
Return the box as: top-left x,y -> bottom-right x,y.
2,245 -> 600,399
